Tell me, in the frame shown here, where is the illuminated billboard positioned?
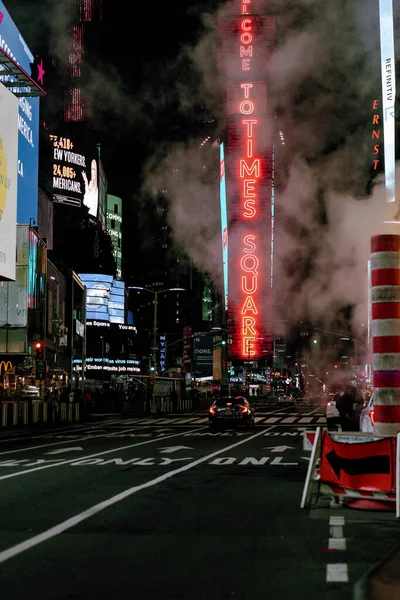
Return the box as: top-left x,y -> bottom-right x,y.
378,0 -> 396,203
219,142 -> 228,311
106,195 -> 122,280
78,274 -> 125,323
0,1 -> 40,224
49,132 -> 99,218
218,0 -> 274,360
0,84 -> 18,280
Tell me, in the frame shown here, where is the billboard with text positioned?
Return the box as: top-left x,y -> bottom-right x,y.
79,273 -> 125,323
0,83 -> 18,280
0,1 -> 40,224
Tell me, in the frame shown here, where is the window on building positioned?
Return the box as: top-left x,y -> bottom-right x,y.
117,238 -> 121,248
114,204 -> 118,213
111,219 -> 115,229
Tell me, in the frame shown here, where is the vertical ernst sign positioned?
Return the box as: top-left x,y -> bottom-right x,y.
219,0 -> 274,360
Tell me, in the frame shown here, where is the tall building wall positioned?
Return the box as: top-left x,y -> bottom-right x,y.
218,0 -> 275,361
106,194 -> 122,279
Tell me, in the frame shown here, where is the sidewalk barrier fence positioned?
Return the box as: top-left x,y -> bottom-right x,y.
0,401 -> 17,427
301,428 -> 398,513
67,403 -> 73,422
43,401 -> 48,423
32,400 -> 40,424
60,402 -> 67,421
74,402 -> 80,422
21,400 -> 28,425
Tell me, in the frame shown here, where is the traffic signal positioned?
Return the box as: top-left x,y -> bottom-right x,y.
35,341 -> 43,358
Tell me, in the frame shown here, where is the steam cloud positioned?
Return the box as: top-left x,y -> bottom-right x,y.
143,0 -> 400,354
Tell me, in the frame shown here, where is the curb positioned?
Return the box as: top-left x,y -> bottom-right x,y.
353,545 -> 400,600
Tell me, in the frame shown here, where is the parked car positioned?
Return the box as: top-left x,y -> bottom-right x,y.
360,392 -> 374,433
208,396 -> 255,429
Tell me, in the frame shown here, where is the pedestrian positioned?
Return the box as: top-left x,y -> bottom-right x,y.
335,382 -> 360,431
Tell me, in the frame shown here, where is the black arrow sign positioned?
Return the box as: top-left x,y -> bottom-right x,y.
326,450 -> 391,479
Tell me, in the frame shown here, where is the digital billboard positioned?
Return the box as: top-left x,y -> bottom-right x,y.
0,83 -> 18,280
218,0 -> 274,360
219,142 -> 228,311
79,274 -> 125,323
49,132 -> 99,218
0,1 -> 40,224
379,0 -> 396,203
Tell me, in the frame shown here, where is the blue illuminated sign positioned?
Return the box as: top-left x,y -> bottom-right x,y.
220,143 -> 228,310
0,1 -> 39,224
79,274 -> 125,323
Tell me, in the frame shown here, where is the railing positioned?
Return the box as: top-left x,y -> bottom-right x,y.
0,400 -> 81,428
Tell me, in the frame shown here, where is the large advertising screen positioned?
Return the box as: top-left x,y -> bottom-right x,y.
49,132 -> 99,218
218,0 -> 274,360
0,1 -> 40,225
79,274 -> 125,323
0,84 -> 18,280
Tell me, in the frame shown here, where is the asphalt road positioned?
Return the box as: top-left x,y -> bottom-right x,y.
0,397 -> 398,600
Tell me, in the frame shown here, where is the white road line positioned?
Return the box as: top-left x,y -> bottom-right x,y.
329,526 -> 343,538
326,564 -> 348,582
189,418 -> 209,424
305,408 -> 321,416
329,516 -> 345,526
255,417 -> 266,423
264,417 -> 281,423
0,418 -> 128,443
317,417 -> 326,423
0,427 -> 207,480
328,538 -> 346,551
0,426 -> 274,564
298,418 -> 313,424
0,425 -> 158,456
281,417 -> 297,424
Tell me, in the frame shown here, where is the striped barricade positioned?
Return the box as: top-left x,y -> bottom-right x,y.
301,428 -> 397,513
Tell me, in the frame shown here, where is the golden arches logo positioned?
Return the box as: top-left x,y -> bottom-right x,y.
0,361 -> 13,376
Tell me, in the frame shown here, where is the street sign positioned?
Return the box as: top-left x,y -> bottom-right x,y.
36,359 -> 47,377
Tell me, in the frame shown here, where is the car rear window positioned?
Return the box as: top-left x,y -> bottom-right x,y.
214,397 -> 245,407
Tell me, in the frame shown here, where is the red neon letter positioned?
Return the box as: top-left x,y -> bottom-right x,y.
242,337 -> 256,357
372,114 -> 379,125
373,159 -> 380,169
242,276 -> 257,294
240,254 -> 259,275
372,130 -> 381,139
240,83 -> 253,98
240,159 -> 260,178
240,46 -> 253,57
242,316 -> 256,335
244,180 -> 256,197
373,144 -> 380,154
241,19 -> 252,31
243,199 -> 256,218
242,119 -> 257,136
372,99 -> 379,110
241,296 -> 258,315
242,59 -> 251,71
243,234 -> 256,253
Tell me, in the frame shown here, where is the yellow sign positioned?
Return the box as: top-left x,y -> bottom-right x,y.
0,360 -> 13,376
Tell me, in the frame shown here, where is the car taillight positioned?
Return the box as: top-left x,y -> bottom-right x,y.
209,406 -> 217,415
370,410 -> 375,425
327,402 -> 334,407
239,405 -> 248,414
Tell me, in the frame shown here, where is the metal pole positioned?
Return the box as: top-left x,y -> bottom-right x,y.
153,291 -> 158,372
101,336 -> 104,383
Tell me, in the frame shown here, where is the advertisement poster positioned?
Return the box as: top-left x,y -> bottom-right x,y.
0,84 -> 18,280
50,132 -> 99,218
0,1 -> 40,224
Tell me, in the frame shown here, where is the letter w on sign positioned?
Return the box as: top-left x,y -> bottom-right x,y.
319,432 -> 394,493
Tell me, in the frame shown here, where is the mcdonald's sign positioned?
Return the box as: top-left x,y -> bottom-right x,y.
0,361 -> 13,376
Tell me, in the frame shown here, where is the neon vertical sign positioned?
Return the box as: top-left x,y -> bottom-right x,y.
219,0 -> 274,360
378,0 -> 396,203
220,142 -> 229,311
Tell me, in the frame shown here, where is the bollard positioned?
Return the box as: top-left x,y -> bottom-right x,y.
32,400 -> 40,424
74,403 -> 80,422
21,401 -> 28,425
1,402 -> 8,427
371,234 -> 400,436
60,402 -> 67,421
160,397 -> 165,413
67,403 -> 73,421
12,402 -> 18,426
43,402 -> 48,423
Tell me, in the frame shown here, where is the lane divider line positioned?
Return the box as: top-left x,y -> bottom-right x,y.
0,425 -> 274,564
0,427 -> 207,480
326,516 -> 348,582
326,564 -> 349,582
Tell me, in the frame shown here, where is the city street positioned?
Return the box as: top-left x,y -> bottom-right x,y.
0,399 -> 398,600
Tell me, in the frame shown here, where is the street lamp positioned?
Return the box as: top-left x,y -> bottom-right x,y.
128,286 -> 185,412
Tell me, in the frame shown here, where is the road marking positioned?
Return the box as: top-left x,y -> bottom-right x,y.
159,446 -> 192,454
182,418 -> 208,424
326,564 -> 348,582
328,538 -> 346,550
298,418 -> 313,424
263,445 -> 295,453
329,526 -> 343,538
329,516 -> 345,526
265,417 -> 280,423
281,417 -> 297,424
45,447 -> 83,455
0,426 -> 274,564
0,427 -> 207,481
0,426 -> 158,456
255,417 -> 266,423
317,417 -> 326,423
305,408 -> 321,416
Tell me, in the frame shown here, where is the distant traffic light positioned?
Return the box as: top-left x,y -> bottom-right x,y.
35,341 -> 43,358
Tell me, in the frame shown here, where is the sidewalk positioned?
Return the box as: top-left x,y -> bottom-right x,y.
354,545 -> 400,599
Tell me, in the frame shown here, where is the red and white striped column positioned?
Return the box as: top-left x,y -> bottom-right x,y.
371,234 -> 400,436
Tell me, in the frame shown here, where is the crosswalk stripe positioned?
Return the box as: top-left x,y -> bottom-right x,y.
190,418 -> 209,424
255,417 -> 266,423
281,417 -> 297,423
265,417 -> 281,423
317,417 -> 326,423
298,417 -> 313,424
